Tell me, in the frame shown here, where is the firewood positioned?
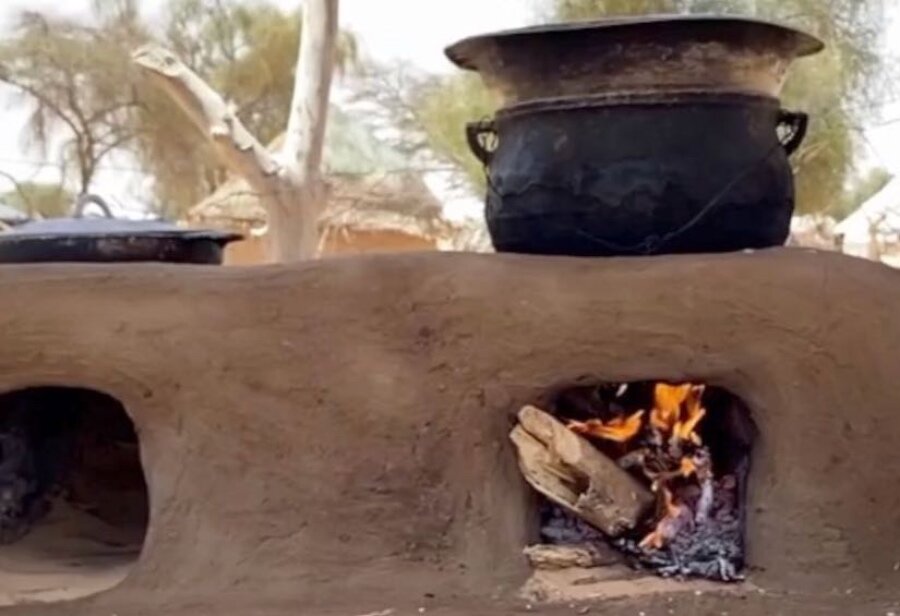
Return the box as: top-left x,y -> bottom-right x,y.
523,543 -> 622,570
511,406 -> 654,537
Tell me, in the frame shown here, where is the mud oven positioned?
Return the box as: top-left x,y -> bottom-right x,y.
0,17 -> 899,616
0,251 -> 898,616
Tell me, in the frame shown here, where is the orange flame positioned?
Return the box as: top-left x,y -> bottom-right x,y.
642,383 -> 709,549
651,383 -> 691,432
639,487 -> 688,550
679,456 -> 698,478
651,383 -> 706,445
568,410 -> 645,443
562,381 -> 711,551
676,389 -> 706,444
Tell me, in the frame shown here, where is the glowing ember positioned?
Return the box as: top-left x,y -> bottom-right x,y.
679,456 -> 697,478
563,381 -> 712,551
639,488 -> 689,550
638,383 -> 709,550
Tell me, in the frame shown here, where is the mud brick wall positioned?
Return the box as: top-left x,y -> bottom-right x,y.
0,249 -> 897,615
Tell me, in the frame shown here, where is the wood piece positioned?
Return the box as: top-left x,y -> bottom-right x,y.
524,544 -> 623,570
511,406 -> 654,537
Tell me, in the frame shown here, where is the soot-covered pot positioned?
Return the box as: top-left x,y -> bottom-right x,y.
447,16 -> 824,256
0,194 -> 242,264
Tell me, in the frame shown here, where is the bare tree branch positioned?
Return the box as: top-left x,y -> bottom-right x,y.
0,75 -> 83,144
132,44 -> 282,196
134,0 -> 340,261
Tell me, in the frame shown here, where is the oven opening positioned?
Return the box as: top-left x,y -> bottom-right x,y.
0,387 -> 148,605
513,380 -> 757,601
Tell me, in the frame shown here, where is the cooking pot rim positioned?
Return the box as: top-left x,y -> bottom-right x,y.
494,91 -> 782,119
446,14 -> 824,69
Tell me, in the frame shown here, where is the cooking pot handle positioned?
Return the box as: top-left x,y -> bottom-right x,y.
466,119 -> 498,166
778,111 -> 809,156
74,193 -> 114,219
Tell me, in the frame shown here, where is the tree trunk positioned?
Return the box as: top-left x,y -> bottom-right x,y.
266,182 -> 323,262
132,0 -> 340,262
283,0 -> 337,179
868,215 -> 886,262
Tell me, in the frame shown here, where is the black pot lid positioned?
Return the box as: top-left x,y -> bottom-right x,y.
0,218 -> 243,241
0,194 -> 243,244
446,14 -> 825,69
1,216 -> 242,243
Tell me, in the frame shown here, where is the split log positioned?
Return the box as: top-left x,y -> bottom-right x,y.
511,405 -> 654,537
524,543 -> 623,570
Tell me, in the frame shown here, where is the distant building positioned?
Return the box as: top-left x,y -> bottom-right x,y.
189,171 -> 480,264
788,214 -> 839,251
834,178 -> 900,262
182,107 -> 492,263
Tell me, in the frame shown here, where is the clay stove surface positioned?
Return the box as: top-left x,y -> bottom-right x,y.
0,501 -> 141,606
0,249 -> 897,616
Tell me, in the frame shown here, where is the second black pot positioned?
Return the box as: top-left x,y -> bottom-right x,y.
0,195 -> 242,264
467,92 -> 808,257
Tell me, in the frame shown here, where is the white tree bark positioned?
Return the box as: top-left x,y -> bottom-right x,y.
132,0 -> 340,262
283,0 -> 338,179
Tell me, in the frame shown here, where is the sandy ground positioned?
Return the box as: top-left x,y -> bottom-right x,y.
0,501 -> 142,606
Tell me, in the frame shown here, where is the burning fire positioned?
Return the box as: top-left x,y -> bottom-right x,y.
568,410 -> 645,442
651,383 -> 706,445
639,487 -> 688,550
567,382 -> 712,550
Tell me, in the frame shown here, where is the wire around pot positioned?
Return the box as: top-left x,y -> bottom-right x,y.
466,93 -> 809,257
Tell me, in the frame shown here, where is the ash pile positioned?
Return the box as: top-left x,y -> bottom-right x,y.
0,402 -> 80,544
511,382 -> 755,583
0,428 -> 54,543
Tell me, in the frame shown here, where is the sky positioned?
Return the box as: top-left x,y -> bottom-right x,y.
0,0 -> 536,217
0,0 -> 897,218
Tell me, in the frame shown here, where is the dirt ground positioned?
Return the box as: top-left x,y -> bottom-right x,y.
0,501 -> 142,606
5,587 -> 896,616
0,249 -> 897,615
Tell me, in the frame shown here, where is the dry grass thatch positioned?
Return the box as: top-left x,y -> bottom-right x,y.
188,169 -> 457,240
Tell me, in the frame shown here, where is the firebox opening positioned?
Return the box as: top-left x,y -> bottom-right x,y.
0,387 -> 148,606
513,381 -> 757,601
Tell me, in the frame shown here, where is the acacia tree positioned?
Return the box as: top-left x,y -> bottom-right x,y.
0,1 -> 147,195
0,181 -> 73,219
0,0 -> 356,226
351,63 -> 497,189
134,0 -> 340,261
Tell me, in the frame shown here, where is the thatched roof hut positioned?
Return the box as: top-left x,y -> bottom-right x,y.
187,170 -> 486,262
186,109 -> 493,262
190,171 -> 447,233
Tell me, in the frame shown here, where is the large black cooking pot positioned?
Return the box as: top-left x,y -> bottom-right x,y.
0,195 -> 242,264
467,92 -> 808,256
448,16 -> 823,256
